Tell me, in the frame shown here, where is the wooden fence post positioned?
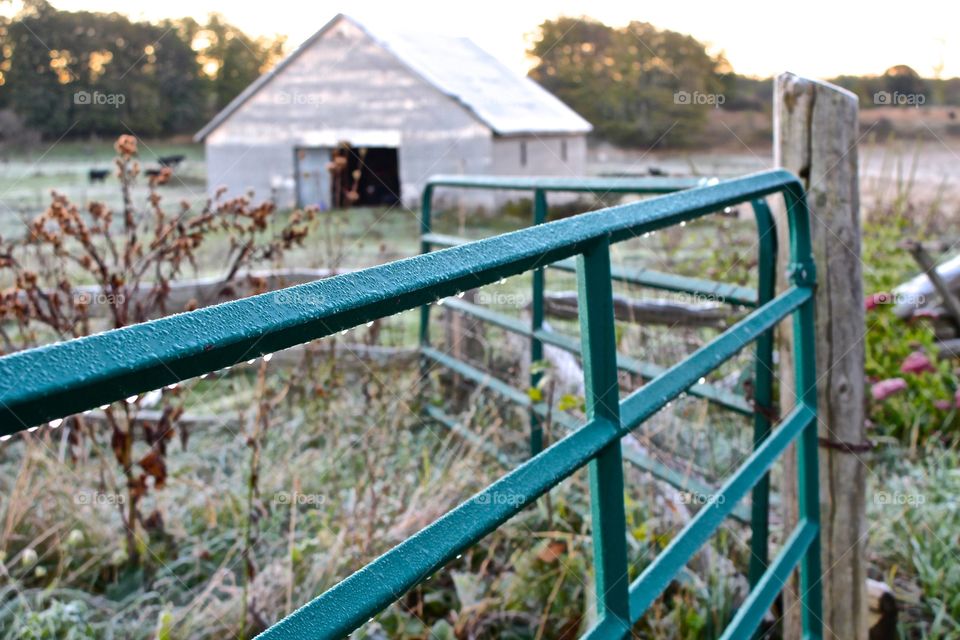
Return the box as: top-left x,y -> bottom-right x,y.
774,72 -> 868,639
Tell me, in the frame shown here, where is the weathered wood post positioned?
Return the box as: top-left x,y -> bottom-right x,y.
774,72 -> 868,639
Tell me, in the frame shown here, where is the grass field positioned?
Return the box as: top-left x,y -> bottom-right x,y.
0,140 -> 206,238
0,137 -> 959,638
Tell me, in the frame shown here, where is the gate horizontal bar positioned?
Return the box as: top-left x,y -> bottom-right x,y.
423,405 -> 516,468
550,258 -> 759,307
421,234 -> 756,308
259,415 -> 622,639
425,174 -> 709,193
420,231 -> 470,249
619,286 -> 810,434
423,342 -> 751,521
718,519 -> 818,640
626,403 -> 816,622
438,296 -> 751,413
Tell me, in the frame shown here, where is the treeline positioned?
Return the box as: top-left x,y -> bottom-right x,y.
831,66 -> 960,107
0,0 -> 284,139
527,17 -> 730,148
528,17 -> 960,148
3,6 -> 958,147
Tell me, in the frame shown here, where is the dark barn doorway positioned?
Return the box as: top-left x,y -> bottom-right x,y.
330,144 -> 401,208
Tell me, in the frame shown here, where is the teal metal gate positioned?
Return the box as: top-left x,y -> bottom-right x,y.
0,170 -> 822,639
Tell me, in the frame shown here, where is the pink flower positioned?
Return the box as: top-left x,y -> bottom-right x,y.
900,350 -> 936,375
955,388 -> 960,409
871,378 -> 908,401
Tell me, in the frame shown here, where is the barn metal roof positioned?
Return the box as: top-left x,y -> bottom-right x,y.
195,14 -> 592,141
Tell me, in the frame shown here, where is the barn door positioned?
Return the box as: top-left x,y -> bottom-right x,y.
295,147 -> 332,209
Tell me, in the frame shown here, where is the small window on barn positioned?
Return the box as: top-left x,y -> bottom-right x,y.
520,141 -> 527,167
561,139 -> 568,162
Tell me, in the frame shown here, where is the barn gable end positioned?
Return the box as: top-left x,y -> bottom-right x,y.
197,14 -> 591,209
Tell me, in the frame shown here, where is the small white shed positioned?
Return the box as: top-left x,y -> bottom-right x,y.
194,14 -> 592,210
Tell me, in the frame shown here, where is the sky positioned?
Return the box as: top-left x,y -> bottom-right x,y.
6,0 -> 960,79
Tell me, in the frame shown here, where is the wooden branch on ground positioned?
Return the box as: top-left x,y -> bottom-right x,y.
894,253 -> 960,319
904,241 -> 960,333
542,291 -> 735,328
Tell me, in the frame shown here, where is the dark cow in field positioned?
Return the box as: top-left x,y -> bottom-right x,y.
88,169 -> 109,183
158,155 -> 186,168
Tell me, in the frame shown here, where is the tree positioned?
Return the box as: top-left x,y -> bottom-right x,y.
882,64 -> 928,99
181,14 -> 286,115
528,17 -> 728,148
0,2 -> 284,139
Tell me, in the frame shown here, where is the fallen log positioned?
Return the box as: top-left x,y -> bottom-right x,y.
894,252 -> 960,319
904,241 -> 960,332
543,290 -> 735,328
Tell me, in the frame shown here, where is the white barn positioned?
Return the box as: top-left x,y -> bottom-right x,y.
195,14 -> 592,210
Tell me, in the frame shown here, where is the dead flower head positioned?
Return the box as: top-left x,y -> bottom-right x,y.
114,134 -> 138,157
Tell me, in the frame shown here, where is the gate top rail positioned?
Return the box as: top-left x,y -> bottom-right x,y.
424,174 -> 712,193
0,169 -> 810,432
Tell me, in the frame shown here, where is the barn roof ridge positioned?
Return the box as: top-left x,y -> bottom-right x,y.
194,13 -> 592,141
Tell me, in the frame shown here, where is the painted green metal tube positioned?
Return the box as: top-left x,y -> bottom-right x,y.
529,188 -> 548,454
437,296 -> 752,414
578,239 -> 631,636
782,182 -> 824,639
626,403 -> 816,622
618,287 -> 812,436
424,174 -> 708,193
748,197 -> 778,591
259,415 -> 622,639
418,184 -> 435,349
719,520 -> 818,640
425,338 -> 753,523
549,258 -> 759,308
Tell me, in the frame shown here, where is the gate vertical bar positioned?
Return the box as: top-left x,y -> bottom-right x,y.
528,189 -> 547,454
748,198 -> 777,591
785,185 -> 824,640
418,186 -> 435,390
577,238 -> 631,636
795,288 -> 823,639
